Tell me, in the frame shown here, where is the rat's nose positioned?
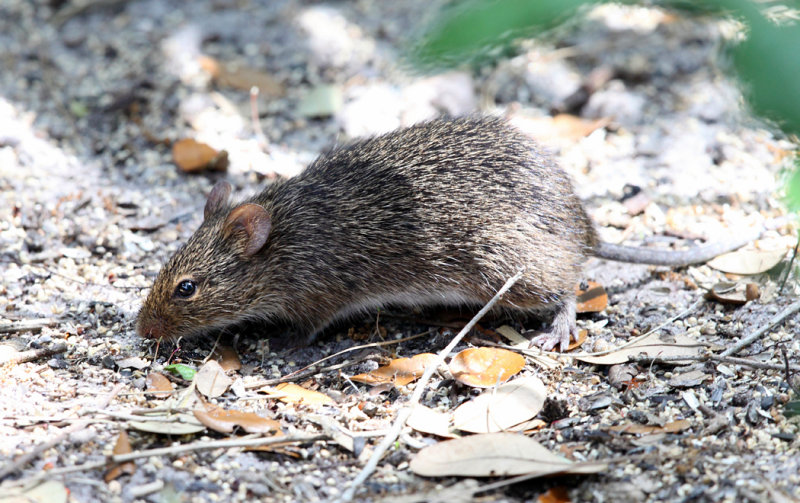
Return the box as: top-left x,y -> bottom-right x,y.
136,316 -> 167,340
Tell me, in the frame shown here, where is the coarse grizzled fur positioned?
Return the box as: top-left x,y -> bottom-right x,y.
136,116 -> 598,350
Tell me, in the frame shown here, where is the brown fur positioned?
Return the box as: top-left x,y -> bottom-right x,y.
136,116 -> 749,351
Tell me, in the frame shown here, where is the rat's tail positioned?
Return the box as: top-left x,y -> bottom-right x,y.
594,223 -> 767,267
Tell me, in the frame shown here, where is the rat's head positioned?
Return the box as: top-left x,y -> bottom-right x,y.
136,181 -> 273,341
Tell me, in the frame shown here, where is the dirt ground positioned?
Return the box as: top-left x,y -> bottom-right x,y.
1,1 -> 799,502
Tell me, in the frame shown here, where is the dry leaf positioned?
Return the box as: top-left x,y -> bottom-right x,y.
261,382 -> 334,406
172,138 -> 229,173
575,281 -> 608,313
129,413 -> 206,435
351,353 -> 437,386
566,329 -> 588,351
409,432 -> 605,477
212,345 -> 242,371
706,247 -> 786,275
495,325 -> 528,345
607,418 -> 691,435
539,487 -> 571,503
195,360 -> 233,398
194,405 -> 282,434
198,55 -> 285,96
145,372 -> 174,394
104,430 -> 135,482
574,333 -> 702,365
453,376 -> 547,433
706,281 -> 759,305
116,356 -> 149,370
449,348 -> 525,388
407,405 -> 457,438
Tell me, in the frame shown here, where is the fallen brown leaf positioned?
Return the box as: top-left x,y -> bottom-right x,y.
575,281 -> 608,313
351,353 -> 437,386
194,405 -> 282,434
145,372 -> 174,394
172,138 -> 229,173
449,348 -> 525,388
261,382 -> 334,406
104,430 -> 135,482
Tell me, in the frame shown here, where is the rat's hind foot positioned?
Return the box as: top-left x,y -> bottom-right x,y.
529,297 -> 577,352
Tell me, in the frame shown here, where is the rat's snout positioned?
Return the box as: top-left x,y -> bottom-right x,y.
136,312 -> 168,340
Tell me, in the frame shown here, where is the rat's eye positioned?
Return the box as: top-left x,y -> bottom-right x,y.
174,280 -> 197,298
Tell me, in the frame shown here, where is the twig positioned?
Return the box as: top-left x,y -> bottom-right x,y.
244,329 -> 435,388
112,433 -> 327,463
778,233 -> 799,294
0,383 -> 124,480
339,269 -> 525,502
0,342 -> 67,366
720,299 -> 800,357
249,87 -> 269,152
629,352 -> 800,372
4,434 -> 327,490
568,298 -> 703,358
0,318 -> 56,334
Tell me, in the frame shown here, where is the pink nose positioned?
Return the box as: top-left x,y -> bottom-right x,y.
138,319 -> 166,340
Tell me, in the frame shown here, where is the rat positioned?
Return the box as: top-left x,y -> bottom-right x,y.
136,116 -> 760,351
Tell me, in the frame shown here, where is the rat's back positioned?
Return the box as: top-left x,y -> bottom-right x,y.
251,116 -> 597,329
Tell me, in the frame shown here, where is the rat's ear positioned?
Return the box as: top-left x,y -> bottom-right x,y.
204,181 -> 232,220
223,203 -> 272,256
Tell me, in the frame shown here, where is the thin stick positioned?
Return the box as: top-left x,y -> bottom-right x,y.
720,299 -> 800,357
244,329 -> 435,389
0,343 -> 67,365
568,298 -> 703,358
112,433 -> 327,463
0,318 -> 56,334
339,269 -> 525,502
4,434 -> 327,489
629,353 -> 800,372
0,383 -> 124,480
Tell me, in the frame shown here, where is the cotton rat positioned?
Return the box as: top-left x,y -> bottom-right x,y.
136,116 -> 757,351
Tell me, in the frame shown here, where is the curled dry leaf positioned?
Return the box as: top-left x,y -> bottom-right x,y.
575,281 -> 608,313
351,353 -> 437,386
706,281 -> 760,305
706,247 -> 787,275
145,372 -> 174,394
194,405 -> 282,434
172,138 -> 229,173
104,430 -> 136,482
566,329 -> 588,351
453,376 -> 547,434
448,348 -> 525,388
261,382 -> 334,406
195,360 -> 233,398
212,345 -> 242,371
407,405 -> 457,438
409,432 -> 606,477
574,333 -> 702,365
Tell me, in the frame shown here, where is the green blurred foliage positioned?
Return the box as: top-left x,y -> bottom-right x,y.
410,0 -> 800,206
409,0 -> 601,70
